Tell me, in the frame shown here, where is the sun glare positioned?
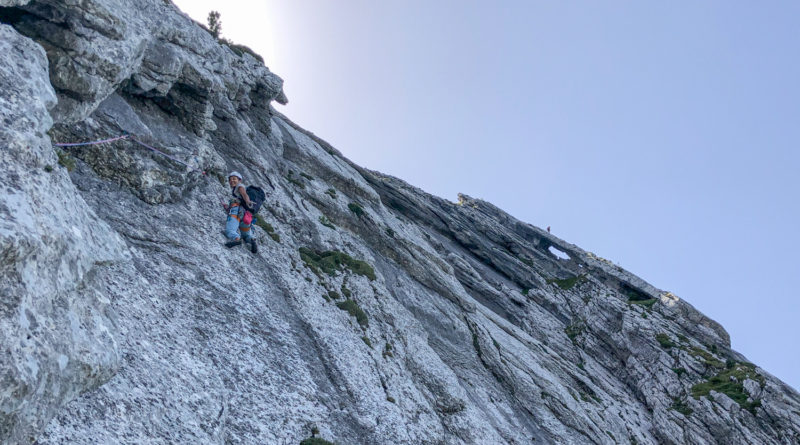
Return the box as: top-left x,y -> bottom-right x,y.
171,0 -> 278,70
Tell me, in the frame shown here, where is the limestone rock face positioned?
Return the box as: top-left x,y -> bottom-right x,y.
0,23 -> 127,443
1,1 -> 799,444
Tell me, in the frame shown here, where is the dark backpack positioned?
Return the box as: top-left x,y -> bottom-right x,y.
244,185 -> 266,214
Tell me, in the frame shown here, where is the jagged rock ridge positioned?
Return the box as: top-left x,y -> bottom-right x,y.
1,1 -> 799,444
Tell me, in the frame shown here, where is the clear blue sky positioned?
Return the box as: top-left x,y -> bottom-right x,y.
173,1 -> 800,391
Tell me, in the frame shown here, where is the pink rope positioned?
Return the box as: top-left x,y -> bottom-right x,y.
53,134 -> 128,147
128,137 -> 206,175
53,133 -> 206,175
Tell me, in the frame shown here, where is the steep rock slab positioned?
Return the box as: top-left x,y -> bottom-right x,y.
0,1 -> 800,444
0,24 -> 127,443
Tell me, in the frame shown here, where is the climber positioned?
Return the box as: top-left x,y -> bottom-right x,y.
223,171 -> 258,253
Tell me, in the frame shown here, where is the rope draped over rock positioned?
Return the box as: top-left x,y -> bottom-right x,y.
53,134 -> 207,175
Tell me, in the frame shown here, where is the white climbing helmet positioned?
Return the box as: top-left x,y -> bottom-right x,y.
228,171 -> 243,180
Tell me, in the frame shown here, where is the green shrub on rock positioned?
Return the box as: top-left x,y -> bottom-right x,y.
336,299 -> 368,327
299,247 -> 376,280
348,202 -> 364,218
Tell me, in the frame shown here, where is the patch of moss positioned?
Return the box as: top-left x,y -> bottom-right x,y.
687,346 -> 725,370
361,336 -> 372,348
300,172 -> 314,181
340,284 -> 351,298
521,288 -> 529,296
383,342 -> 394,358
691,361 -> 764,414
327,290 -> 340,300
672,367 -> 687,377
336,299 -> 368,327
56,150 -> 76,172
254,218 -> 280,242
348,202 -> 364,218
386,396 -> 396,403
629,298 -> 657,309
44,164 -> 53,172
546,275 -> 585,291
565,321 -> 585,345
385,227 -> 395,238
318,215 -> 336,230
518,255 -> 534,267
670,398 -> 693,416
655,333 -> 676,349
287,170 -> 305,188
472,331 -> 482,359
298,247 -> 376,280
325,188 -> 337,199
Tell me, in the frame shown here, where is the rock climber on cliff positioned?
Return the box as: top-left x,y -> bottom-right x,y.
223,171 -> 257,253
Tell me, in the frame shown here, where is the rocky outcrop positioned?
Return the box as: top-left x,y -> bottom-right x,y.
1,1 -> 799,444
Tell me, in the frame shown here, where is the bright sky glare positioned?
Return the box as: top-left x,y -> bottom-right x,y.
172,0 -> 800,391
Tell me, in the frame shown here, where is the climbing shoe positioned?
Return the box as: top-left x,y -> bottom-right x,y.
225,239 -> 243,248
250,239 -> 258,254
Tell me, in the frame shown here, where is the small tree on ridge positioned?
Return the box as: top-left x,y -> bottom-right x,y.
207,10 -> 221,39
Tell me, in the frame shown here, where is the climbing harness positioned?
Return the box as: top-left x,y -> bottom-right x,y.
53,133 -> 206,175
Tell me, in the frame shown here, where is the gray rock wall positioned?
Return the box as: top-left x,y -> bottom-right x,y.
1,1 -> 799,444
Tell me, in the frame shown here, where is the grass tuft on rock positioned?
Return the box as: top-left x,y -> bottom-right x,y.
299,247 -> 376,280
318,215 -> 336,230
56,150 -> 76,172
691,361 -> 764,414
254,218 -> 280,242
325,188 -> 337,199
565,321 -> 585,345
629,298 -> 658,309
287,170 -> 305,188
546,275 -> 585,290
656,333 -> 676,349
687,346 -> 725,369
225,42 -> 264,63
348,202 -> 365,218
670,398 -> 693,416
336,299 -> 368,327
